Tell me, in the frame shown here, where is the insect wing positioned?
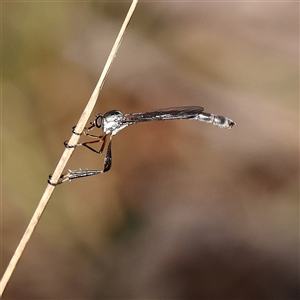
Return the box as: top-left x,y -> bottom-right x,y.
123,106 -> 204,123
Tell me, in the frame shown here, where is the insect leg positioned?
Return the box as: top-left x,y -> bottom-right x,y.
64,120 -> 99,147
48,135 -> 113,185
64,134 -> 107,154
48,169 -> 101,185
71,121 -> 96,135
81,134 -> 107,154
103,135 -> 113,172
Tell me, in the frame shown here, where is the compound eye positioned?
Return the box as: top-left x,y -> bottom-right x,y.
94,115 -> 103,128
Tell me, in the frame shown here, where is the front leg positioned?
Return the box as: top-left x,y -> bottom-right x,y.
64,121 -> 104,149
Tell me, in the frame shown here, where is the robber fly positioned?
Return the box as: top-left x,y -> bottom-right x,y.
48,106 -> 235,185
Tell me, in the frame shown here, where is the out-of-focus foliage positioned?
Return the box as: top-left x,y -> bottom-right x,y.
2,2 -> 298,299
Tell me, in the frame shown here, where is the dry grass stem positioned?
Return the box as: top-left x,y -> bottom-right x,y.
0,0 -> 139,296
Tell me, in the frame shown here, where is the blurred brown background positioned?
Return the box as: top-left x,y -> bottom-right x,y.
2,1 -> 299,299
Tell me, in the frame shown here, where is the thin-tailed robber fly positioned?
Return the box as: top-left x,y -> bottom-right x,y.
48,106 -> 235,185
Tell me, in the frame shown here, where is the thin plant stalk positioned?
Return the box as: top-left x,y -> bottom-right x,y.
0,0 -> 139,296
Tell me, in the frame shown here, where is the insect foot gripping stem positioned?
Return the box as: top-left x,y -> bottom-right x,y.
71,126 -> 83,135
64,140 -> 77,148
48,169 -> 101,185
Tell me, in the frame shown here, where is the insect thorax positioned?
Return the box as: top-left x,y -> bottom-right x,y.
102,110 -> 128,135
